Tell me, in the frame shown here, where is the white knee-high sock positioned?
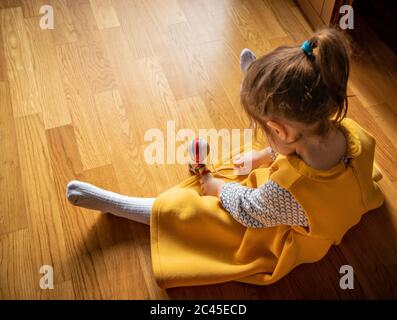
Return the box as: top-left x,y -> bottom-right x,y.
240,48 -> 256,74
66,180 -> 155,225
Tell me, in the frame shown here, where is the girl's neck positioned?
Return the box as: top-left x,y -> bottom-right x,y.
295,126 -> 347,170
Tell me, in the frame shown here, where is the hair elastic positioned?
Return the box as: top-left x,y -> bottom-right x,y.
300,40 -> 313,56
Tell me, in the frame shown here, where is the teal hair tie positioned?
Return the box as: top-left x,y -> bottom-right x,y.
301,40 -> 313,56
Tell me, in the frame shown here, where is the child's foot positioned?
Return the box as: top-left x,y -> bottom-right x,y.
66,180 -> 101,208
240,48 -> 256,75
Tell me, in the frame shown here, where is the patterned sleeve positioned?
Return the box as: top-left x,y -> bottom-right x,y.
219,180 -> 308,228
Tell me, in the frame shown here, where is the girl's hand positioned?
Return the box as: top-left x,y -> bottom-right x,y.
199,174 -> 225,197
233,149 -> 273,175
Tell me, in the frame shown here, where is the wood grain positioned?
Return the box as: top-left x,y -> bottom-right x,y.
0,7 -> 42,117
228,4 -> 271,54
76,41 -> 117,94
24,17 -> 72,128
0,20 -> 7,80
14,114 -> 71,285
0,0 -> 396,299
143,0 -> 186,29
56,42 -> 111,170
267,0 -> 311,43
49,0 -> 79,45
176,0 -> 224,44
0,229 -> 37,299
0,82 -> 27,236
0,0 -> 22,9
89,0 -> 120,30
46,125 -> 112,299
67,0 -> 101,43
20,0 -> 46,18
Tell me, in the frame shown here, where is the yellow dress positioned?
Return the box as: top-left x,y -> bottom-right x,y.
150,118 -> 385,289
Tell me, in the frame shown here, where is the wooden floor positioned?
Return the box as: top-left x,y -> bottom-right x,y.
0,0 -> 396,299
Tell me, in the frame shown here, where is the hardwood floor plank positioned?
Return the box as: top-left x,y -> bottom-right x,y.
56,42 -> 111,170
268,35 -> 295,48
160,22 -> 201,99
247,0 -> 289,40
339,204 -> 397,298
143,0 -> 186,29
79,165 -> 152,299
92,90 -> 178,298
46,125 -> 112,299
39,280 -> 76,299
21,0 -> 78,43
0,0 -> 22,9
350,17 -> 397,111
20,0 -> 45,18
109,275 -> 152,299
14,114 -> 71,285
0,229 -> 38,299
197,40 -> 245,116
81,164 -> 162,298
227,4 -> 271,54
92,85 -> 172,198
89,0 -> 120,30
67,0 -> 101,43
110,0 -> 156,59
265,0 -> 311,44
100,29 -> 166,195
348,97 -> 397,182
24,17 -> 72,129
176,0 -> 224,44
0,82 -> 27,236
0,7 -> 42,117
0,18 -> 7,81
350,56 -> 397,111
93,89 -> 153,195
76,41 -> 117,94
49,0 -> 79,45
289,2 -> 315,35
367,102 -> 397,150
100,27 -> 187,194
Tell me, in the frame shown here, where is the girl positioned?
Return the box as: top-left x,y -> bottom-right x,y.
67,28 -> 384,289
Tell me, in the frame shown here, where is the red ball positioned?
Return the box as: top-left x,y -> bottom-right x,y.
188,138 -> 210,164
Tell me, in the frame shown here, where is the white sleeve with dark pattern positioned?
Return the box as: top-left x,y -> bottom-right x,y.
219,180 -> 308,228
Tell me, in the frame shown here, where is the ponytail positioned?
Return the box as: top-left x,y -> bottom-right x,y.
309,28 -> 350,122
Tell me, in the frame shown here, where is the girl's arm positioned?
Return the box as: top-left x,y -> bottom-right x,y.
258,146 -> 278,163
219,180 -> 308,228
234,147 -> 278,174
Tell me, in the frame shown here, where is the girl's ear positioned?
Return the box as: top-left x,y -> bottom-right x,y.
266,120 -> 287,141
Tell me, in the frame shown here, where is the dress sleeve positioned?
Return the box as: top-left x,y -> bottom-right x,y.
219,180 -> 308,228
